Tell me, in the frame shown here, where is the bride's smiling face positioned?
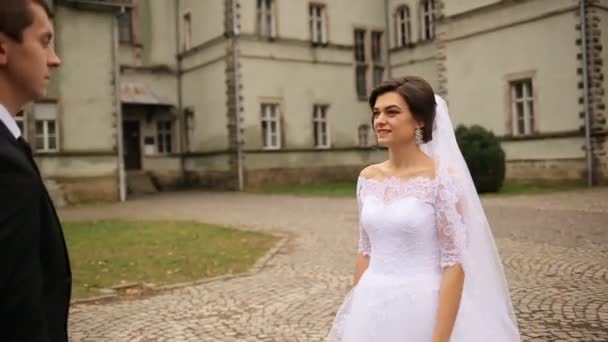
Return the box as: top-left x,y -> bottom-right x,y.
368,77 -> 437,147
372,91 -> 421,148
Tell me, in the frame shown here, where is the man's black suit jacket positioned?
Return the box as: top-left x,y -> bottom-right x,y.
0,120 -> 71,342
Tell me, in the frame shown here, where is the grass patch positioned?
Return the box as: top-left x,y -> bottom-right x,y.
64,220 -> 278,299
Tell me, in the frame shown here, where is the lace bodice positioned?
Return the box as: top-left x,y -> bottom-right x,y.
357,166 -> 467,275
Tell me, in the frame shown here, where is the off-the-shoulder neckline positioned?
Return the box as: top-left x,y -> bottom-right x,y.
359,159 -> 443,185
357,174 -> 438,185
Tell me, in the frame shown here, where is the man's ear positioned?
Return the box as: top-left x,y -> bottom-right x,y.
0,33 -> 9,66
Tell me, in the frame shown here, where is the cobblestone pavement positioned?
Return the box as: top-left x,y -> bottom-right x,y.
62,188 -> 608,342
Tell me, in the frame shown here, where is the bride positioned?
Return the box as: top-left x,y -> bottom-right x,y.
327,77 -> 521,341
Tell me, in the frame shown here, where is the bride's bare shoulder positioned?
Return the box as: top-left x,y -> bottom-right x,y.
359,162 -> 387,180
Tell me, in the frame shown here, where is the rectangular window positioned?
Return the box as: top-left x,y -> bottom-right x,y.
358,124 -> 370,147
373,66 -> 384,87
118,9 -> 133,43
261,103 -> 281,149
157,120 -> 173,154
371,31 -> 383,63
510,79 -> 534,136
354,29 -> 368,98
421,0 -> 435,41
310,4 -> 327,44
313,105 -> 329,148
356,65 -> 368,98
354,29 -> 366,62
33,102 -> 58,152
395,6 -> 411,47
182,11 -> 192,51
185,109 -> 194,152
257,0 -> 275,38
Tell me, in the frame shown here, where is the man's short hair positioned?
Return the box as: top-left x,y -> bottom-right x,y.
0,0 -> 52,43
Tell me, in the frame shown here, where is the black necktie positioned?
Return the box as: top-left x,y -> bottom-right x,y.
17,136 -> 33,157
17,136 -> 41,175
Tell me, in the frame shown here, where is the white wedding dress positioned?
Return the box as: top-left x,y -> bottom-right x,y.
327,95 -> 521,341
327,163 -> 520,341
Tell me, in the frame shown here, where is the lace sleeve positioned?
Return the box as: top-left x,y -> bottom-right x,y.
435,169 -> 467,268
356,178 -> 371,256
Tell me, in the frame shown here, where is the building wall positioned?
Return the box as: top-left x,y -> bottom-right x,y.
501,137 -> 584,161
506,158 -> 585,181
236,0 -> 386,185
601,4 -> 608,130
239,0 -> 385,44
239,48 -> 365,150
387,0 -> 436,45
142,156 -> 182,189
184,153 -> 234,189
442,1 -> 583,166
122,1 -> 229,189
55,6 -> 117,152
592,1 -> 608,183
245,150 -> 385,188
118,0 -> 180,107
601,4 -> 608,125
386,0 -> 438,84
178,0 -> 231,185
390,43 -> 438,88
36,6 -> 119,203
443,0 -> 501,17
181,42 -> 229,152
39,0 -> 602,202
133,0 -> 178,68
240,38 -> 388,184
122,70 -> 179,105
178,0 -> 224,48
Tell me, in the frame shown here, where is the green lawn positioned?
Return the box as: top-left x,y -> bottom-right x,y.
64,220 -> 278,299
253,179 -> 586,197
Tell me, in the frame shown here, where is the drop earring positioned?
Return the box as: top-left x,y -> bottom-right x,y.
415,127 -> 423,145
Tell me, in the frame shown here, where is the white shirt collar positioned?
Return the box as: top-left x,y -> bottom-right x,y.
0,103 -> 21,139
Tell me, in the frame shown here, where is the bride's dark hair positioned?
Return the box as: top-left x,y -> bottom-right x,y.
368,76 -> 437,143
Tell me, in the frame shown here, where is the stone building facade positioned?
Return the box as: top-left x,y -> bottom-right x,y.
25,0 -> 607,203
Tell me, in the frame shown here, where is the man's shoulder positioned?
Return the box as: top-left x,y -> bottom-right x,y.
0,138 -> 28,173
0,146 -> 41,219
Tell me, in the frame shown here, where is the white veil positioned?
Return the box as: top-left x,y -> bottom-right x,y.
422,95 -> 521,338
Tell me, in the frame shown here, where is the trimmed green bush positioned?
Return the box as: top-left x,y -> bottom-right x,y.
455,125 -> 506,193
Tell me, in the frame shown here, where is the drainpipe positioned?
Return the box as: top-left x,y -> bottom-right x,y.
113,7 -> 127,202
579,0 -> 593,186
176,0 -> 186,183
231,0 -> 244,191
384,0 -> 392,78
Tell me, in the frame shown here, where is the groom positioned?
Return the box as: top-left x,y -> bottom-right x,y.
0,1 -> 72,341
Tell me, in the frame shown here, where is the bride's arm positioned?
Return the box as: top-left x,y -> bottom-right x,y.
353,223 -> 371,287
433,169 -> 468,342
353,169 -> 371,287
353,253 -> 370,286
433,264 -> 465,342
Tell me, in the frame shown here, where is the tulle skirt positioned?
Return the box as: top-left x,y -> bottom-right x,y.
327,270 -> 520,342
